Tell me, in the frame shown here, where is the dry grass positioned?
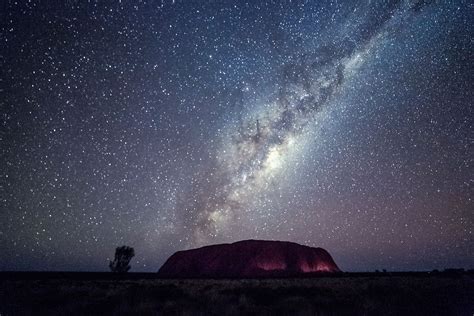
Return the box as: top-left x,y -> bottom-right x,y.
1,274 -> 473,315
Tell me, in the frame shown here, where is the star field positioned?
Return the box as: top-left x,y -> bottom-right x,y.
1,0 -> 472,272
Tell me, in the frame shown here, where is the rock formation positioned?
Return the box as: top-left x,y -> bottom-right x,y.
158,239 -> 340,278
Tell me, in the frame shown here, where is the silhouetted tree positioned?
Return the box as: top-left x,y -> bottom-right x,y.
109,245 -> 134,273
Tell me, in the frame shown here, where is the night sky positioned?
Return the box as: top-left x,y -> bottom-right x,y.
1,0 -> 472,272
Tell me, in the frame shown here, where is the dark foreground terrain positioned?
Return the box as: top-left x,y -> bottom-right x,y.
1,272 -> 473,316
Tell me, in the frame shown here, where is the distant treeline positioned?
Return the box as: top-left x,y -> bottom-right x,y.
0,269 -> 472,280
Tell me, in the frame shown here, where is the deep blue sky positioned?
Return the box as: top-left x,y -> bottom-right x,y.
1,0 -> 472,272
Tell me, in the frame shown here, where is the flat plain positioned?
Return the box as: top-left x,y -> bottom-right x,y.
1,272 -> 473,315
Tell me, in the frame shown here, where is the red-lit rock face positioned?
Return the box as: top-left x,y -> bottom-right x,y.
158,240 -> 340,278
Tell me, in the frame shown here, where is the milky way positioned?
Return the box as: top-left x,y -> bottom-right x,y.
182,0 -> 446,245
1,1 -> 472,271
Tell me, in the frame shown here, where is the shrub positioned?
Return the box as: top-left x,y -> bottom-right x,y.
109,246 -> 135,273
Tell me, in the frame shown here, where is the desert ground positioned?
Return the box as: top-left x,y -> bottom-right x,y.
1,271 -> 473,315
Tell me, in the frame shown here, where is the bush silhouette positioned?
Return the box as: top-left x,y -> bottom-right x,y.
109,245 -> 135,273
